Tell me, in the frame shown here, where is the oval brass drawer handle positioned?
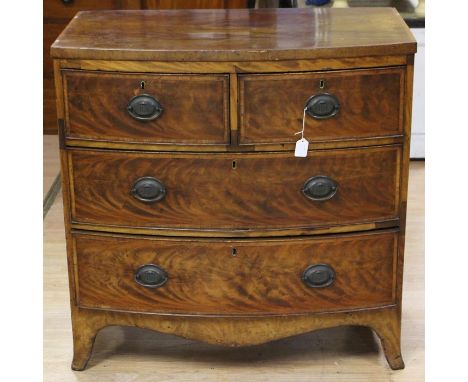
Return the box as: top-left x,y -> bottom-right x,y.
302,264 -> 335,288
302,175 -> 338,201
131,177 -> 166,203
135,264 -> 168,288
127,94 -> 163,121
305,93 -> 340,119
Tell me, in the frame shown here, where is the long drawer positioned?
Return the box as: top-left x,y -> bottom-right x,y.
73,230 -> 397,315
68,145 -> 401,234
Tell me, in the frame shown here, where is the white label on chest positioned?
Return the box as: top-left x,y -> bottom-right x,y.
294,138 -> 309,157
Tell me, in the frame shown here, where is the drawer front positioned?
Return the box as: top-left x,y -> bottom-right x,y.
74,230 -> 397,315
69,146 -> 400,232
44,0 -> 123,20
239,68 -> 404,144
63,71 -> 229,144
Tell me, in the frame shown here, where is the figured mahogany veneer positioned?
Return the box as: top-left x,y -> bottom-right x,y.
239,68 -> 405,145
74,230 -> 397,315
52,8 -> 416,371
51,8 -> 416,61
64,71 -> 229,144
69,146 -> 401,234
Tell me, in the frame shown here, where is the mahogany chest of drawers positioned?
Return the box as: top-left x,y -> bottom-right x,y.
51,8 -> 416,370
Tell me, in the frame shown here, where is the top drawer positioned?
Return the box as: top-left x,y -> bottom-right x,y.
63,70 -> 230,145
239,67 -> 405,145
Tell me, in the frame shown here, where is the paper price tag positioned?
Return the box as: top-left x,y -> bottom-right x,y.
294,138 -> 309,157
294,108 -> 309,157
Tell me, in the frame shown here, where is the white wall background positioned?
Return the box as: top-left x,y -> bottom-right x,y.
410,28 -> 425,158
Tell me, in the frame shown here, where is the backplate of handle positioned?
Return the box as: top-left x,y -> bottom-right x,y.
305,93 -> 340,119
135,264 -> 168,288
131,177 -> 166,203
302,176 -> 338,201
127,94 -> 163,121
302,264 -> 335,288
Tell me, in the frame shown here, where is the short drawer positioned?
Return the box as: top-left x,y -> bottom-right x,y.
68,145 -> 401,234
63,70 -> 229,144
239,67 -> 405,144
74,230 -> 397,315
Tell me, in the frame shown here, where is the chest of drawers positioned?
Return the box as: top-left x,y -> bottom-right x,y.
51,8 -> 416,370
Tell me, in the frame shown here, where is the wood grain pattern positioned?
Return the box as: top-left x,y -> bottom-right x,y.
394,56 -> 415,324
74,230 -> 397,315
229,73 -> 239,144
240,67 -> 405,144
50,8 -> 416,372
69,146 -> 401,233
69,304 -> 403,371
64,134 -> 404,153
44,162 -> 426,377
143,0 -> 247,8
63,70 -> 229,144
45,161 -> 423,379
50,8 -> 417,61
71,220 -> 399,239
58,55 -> 409,74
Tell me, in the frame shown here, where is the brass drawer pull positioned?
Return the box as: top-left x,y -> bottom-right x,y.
302,176 -> 338,201
127,94 -> 163,121
305,93 -> 340,119
135,264 -> 168,288
131,177 -> 166,203
302,264 -> 335,288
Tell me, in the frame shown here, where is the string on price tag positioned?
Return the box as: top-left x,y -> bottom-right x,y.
294,108 -> 309,157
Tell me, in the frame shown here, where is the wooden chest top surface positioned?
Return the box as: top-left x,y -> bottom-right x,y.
51,8 -> 416,61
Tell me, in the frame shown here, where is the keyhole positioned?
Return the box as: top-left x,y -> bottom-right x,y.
232,160 -> 237,169
319,79 -> 325,89
140,81 -> 146,89
231,248 -> 237,257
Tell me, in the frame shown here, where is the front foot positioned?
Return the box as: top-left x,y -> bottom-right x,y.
380,335 -> 405,370
371,315 -> 405,370
71,318 -> 100,371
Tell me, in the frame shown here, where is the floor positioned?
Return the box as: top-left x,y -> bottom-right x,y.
43,135 -> 60,199
43,136 -> 424,381
43,136 -> 61,218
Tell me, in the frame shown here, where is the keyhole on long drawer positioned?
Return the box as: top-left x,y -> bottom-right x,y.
231,248 -> 237,257
140,81 -> 146,89
319,79 -> 325,89
232,160 -> 237,169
